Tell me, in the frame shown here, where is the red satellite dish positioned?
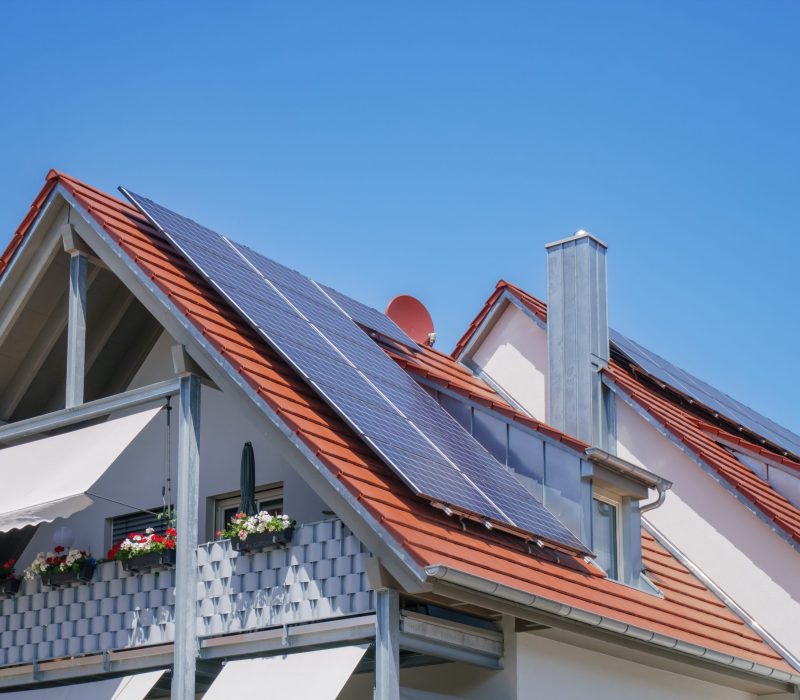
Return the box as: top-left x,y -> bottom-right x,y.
386,295 -> 435,346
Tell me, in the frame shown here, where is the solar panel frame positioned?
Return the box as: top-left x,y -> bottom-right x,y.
121,188 -> 589,554
610,329 -> 800,458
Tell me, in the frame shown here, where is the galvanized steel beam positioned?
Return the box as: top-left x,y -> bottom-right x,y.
65,251 -> 88,408
375,589 -> 400,700
173,372 -> 201,700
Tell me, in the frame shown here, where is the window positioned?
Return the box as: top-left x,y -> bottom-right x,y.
214,485 -> 283,535
109,508 -> 166,548
591,494 -> 621,580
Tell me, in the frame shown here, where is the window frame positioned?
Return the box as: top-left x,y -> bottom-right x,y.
212,483 -> 284,536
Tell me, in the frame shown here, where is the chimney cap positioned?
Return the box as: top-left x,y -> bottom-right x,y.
545,229 -> 608,250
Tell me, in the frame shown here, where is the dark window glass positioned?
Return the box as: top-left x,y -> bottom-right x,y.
438,392 -> 472,432
111,509 -> 166,546
472,409 -> 508,464
543,444 -> 583,536
508,427 -> 544,503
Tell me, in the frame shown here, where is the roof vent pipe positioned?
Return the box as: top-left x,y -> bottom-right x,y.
545,231 -> 609,446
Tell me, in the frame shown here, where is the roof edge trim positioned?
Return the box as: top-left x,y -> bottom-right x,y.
424,564 -> 800,684
606,374 -> 800,554
642,520 -> 800,674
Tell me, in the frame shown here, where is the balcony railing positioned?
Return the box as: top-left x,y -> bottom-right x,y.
0,519 -> 374,668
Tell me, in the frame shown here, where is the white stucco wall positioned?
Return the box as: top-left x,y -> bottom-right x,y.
338,632 -> 761,699
20,331 -> 328,564
470,304 -> 548,422
616,397 -> 800,660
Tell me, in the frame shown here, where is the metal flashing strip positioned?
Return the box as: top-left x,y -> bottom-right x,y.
424,565 -> 800,686
605,374 -> 800,555
642,520 -> 800,674
585,447 -> 672,491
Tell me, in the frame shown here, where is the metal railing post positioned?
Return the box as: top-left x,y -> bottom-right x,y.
173,373 -> 201,700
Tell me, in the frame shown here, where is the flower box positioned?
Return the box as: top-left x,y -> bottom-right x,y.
231,527 -> 294,553
41,563 -> 95,587
0,578 -> 20,596
121,549 -> 176,573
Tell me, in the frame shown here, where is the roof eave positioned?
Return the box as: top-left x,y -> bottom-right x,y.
424,565 -> 800,687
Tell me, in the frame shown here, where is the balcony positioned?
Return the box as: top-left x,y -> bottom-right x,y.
0,519 -> 373,673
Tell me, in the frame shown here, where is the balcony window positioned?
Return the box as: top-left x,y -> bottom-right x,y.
214,484 -> 283,535
109,508 -> 166,549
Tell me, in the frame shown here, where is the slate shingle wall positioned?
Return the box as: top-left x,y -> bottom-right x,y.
0,520 -> 373,666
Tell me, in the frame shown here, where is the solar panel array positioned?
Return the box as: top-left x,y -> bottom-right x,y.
122,189 -> 588,554
611,329 -> 800,458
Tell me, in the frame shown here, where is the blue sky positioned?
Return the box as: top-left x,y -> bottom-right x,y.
1,2 -> 798,434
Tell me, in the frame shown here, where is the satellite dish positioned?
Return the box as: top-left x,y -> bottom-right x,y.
386,295 -> 435,346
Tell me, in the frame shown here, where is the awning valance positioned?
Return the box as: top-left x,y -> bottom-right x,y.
203,645 -> 368,698
0,670 -> 164,698
0,407 -> 161,532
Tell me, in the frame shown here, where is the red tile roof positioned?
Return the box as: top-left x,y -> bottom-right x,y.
462,281 -> 800,549
1,171 -> 793,675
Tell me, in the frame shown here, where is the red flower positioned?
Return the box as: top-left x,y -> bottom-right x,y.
164,539 -> 176,550
165,528 -> 177,538
2,563 -> 8,570
53,546 -> 65,554
8,560 -> 15,566
215,531 -> 222,539
129,533 -> 137,540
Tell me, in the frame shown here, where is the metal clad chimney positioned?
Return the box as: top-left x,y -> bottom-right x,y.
546,230 -> 609,446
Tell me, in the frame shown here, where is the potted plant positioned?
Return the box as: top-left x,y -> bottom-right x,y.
218,511 -> 295,553
109,527 -> 177,573
0,559 -> 20,595
25,547 -> 96,587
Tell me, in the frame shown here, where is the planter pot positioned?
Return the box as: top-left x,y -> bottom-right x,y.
41,563 -> 95,588
121,549 -> 176,573
0,578 -> 20,595
230,528 -> 294,553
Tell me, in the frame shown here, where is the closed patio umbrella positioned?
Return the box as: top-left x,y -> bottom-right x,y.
240,442 -> 257,516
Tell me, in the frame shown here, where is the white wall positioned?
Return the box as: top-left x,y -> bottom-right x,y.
471,304 -> 548,422
616,397 -> 800,660
20,331 -> 328,564
337,632 -> 760,700
515,633 -> 758,700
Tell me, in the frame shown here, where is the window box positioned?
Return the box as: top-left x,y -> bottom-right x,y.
0,578 -> 20,596
121,549 -> 176,573
231,527 -> 294,553
41,563 -> 95,587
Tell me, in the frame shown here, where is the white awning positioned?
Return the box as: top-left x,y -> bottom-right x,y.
0,670 -> 164,698
203,644 -> 369,699
0,407 -> 161,532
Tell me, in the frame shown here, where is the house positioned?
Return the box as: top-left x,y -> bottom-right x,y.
453,230 -> 800,671
0,173 -> 796,699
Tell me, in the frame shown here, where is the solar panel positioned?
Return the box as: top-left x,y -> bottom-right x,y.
611,329 -> 800,458
319,283 -> 416,347
121,188 -> 588,554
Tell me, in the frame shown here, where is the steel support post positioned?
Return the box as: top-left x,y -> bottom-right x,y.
172,373 -> 201,700
375,588 -> 400,700
65,252 -> 87,407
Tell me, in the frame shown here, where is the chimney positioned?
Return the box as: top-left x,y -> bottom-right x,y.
546,230 -> 609,446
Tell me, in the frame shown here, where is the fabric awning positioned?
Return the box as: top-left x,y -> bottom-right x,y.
203,644 -> 369,698
0,407 -> 161,532
0,670 -> 164,698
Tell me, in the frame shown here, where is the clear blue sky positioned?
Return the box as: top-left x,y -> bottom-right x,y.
1,2 -> 798,434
